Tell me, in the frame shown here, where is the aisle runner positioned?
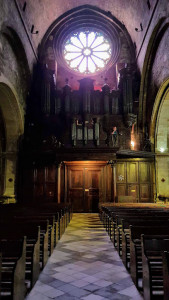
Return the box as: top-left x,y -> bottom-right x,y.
26,214 -> 142,300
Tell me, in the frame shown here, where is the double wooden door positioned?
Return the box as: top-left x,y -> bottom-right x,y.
66,161 -> 106,212
116,160 -> 154,203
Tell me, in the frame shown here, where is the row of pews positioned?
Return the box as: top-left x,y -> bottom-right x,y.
100,203 -> 169,300
0,202 -> 73,299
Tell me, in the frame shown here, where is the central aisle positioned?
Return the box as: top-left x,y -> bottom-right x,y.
26,214 -> 143,300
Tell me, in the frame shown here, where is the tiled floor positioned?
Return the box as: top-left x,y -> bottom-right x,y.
26,214 -> 143,300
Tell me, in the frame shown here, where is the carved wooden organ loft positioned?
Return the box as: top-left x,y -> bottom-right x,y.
26,65 -> 138,153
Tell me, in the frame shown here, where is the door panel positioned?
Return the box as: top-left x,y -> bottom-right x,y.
70,169 -> 83,188
69,189 -> 84,211
45,183 -> 55,201
116,163 -> 126,183
85,169 -> 100,212
139,162 -> 150,183
116,184 -> 126,197
127,184 -> 139,201
34,184 -> 44,201
69,169 -> 84,212
66,162 -> 106,212
140,184 -> 150,202
127,162 -> 138,183
46,166 -> 56,182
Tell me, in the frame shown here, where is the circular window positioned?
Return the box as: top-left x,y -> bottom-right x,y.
63,31 -> 112,74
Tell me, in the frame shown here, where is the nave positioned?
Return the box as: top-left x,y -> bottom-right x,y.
26,214 -> 142,300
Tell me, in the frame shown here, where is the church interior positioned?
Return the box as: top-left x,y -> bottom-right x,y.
1,0 -> 169,299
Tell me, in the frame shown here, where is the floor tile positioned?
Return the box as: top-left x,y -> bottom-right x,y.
25,214 -> 143,300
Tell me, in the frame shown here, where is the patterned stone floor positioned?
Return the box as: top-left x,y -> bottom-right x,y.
26,214 -> 143,300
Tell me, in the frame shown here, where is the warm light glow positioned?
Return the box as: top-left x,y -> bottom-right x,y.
131,140 -> 135,149
160,147 -> 165,153
64,30 -> 111,74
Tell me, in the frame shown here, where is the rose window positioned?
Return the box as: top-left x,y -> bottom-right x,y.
63,31 -> 112,74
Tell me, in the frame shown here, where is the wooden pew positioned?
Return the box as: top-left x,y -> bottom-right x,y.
112,213 -> 169,249
141,235 -> 169,300
0,203 -> 71,298
0,237 -> 26,300
0,223 -> 40,290
15,215 -> 56,256
100,205 -> 168,234
121,218 -> 169,267
130,227 -> 169,289
105,207 -> 169,242
162,251 -> 169,300
5,206 -> 63,247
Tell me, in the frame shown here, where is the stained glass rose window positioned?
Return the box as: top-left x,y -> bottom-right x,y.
63,31 -> 112,74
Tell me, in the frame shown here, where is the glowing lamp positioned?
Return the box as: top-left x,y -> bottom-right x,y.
131,140 -> 134,149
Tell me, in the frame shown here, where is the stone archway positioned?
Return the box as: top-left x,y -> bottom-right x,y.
0,82 -> 24,202
150,78 -> 169,200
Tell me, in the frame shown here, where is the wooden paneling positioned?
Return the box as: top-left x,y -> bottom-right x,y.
69,189 -> 84,212
140,184 -> 151,202
45,166 -> 55,182
127,162 -> 138,183
139,162 -> 150,183
36,168 -> 45,183
69,169 -> 83,188
116,184 -> 126,196
85,169 -> 100,212
69,168 -> 84,212
116,160 -> 154,203
128,184 -> 139,201
116,163 -> 126,183
45,183 -> 55,200
66,161 -> 106,212
34,184 -> 44,200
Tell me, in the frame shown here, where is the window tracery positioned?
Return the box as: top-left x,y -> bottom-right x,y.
63,31 -> 112,74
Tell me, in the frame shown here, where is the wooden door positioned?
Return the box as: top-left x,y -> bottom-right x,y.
116,160 -> 153,203
68,167 -> 84,212
127,184 -> 139,202
85,168 -> 101,212
139,162 -> 151,202
127,162 -> 139,202
66,161 -> 106,212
